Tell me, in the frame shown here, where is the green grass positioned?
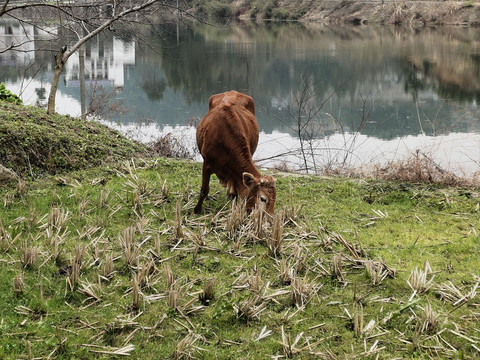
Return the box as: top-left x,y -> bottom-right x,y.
1,156 -> 479,359
0,102 -> 146,179
1,102 -> 479,359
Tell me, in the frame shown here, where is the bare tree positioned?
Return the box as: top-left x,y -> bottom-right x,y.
1,0 -> 182,114
257,75 -> 372,174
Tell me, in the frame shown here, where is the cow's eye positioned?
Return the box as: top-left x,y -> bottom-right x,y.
260,195 -> 267,203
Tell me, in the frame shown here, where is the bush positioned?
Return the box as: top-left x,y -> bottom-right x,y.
150,133 -> 196,160
262,0 -> 277,19
0,83 -> 22,105
209,3 -> 233,21
193,4 -> 208,19
249,5 -> 259,19
272,8 -> 289,20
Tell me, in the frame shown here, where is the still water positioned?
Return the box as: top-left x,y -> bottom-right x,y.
2,20 -> 480,174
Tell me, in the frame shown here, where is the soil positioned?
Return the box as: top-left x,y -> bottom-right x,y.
234,0 -> 480,26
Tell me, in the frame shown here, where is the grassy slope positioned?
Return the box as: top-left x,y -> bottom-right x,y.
0,102 -> 146,178
1,104 -> 479,359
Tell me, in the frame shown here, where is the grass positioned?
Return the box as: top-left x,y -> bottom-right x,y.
1,156 -> 479,359
1,102 -> 480,358
0,102 -> 146,179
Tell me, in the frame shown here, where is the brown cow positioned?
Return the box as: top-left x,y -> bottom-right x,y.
194,90 -> 276,214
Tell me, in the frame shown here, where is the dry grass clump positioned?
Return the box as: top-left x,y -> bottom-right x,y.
436,277 -> 479,308
13,272 -> 25,296
266,212 -> 284,257
174,332 -> 205,359
360,150 -> 478,187
234,294 -> 267,321
20,240 -> 39,269
233,267 -> 265,293
49,229 -> 68,264
78,281 -> 102,303
408,261 -> 435,295
174,201 -> 184,240
120,226 -> 139,268
364,259 -> 396,286
277,258 -> 295,285
100,252 -> 116,281
331,254 -> 345,283
0,218 -> 10,252
250,205 -> 266,239
353,304 -> 368,338
131,273 -> 141,310
67,246 -> 85,291
284,184 -> 303,221
150,133 -> 196,160
419,302 -> 439,334
291,274 -> 320,307
47,206 -> 70,231
226,198 -> 247,234
199,277 -> 215,306
280,326 -> 324,358
16,179 -> 26,197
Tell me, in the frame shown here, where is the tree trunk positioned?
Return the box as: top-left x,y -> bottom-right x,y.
79,45 -> 86,119
47,47 -> 66,115
44,0 -> 161,115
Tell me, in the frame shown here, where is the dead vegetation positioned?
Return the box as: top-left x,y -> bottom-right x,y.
353,150 -> 480,187
150,133 -> 197,160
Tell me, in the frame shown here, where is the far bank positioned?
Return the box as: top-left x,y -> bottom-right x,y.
194,0 -> 480,26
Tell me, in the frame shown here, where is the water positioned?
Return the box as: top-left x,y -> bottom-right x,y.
1,20 -> 480,174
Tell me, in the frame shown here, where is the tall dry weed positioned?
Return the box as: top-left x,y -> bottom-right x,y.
359,150 -> 478,187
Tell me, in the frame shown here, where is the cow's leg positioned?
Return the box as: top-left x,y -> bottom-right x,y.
194,164 -> 212,214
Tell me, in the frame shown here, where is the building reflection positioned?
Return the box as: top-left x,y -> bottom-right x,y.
0,21 -> 35,65
64,35 -> 135,90
1,20 -> 135,111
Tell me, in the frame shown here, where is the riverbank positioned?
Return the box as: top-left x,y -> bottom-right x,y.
228,0 -> 480,26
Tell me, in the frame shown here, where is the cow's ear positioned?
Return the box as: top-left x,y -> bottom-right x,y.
243,172 -> 255,188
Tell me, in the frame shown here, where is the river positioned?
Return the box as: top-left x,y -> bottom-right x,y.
1,20 -> 479,175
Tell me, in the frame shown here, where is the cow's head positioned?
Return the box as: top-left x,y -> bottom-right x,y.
242,172 -> 276,214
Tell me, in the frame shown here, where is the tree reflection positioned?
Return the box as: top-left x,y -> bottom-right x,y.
2,20 -> 480,139
146,22 -> 480,139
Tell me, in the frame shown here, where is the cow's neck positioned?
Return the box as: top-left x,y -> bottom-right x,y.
239,159 -> 261,178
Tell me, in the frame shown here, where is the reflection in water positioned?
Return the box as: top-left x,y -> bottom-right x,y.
101,120 -> 480,176
1,20 -> 480,174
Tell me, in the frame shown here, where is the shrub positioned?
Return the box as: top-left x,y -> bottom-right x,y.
272,8 -> 289,20
150,133 -> 196,160
262,0 -> 277,19
209,3 -> 233,21
249,5 -> 259,19
193,4 -> 208,19
0,83 -> 22,105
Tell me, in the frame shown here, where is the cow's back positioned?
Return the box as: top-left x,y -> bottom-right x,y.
196,91 -> 259,171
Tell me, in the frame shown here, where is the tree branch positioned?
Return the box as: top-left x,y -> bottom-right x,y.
63,0 -> 160,61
